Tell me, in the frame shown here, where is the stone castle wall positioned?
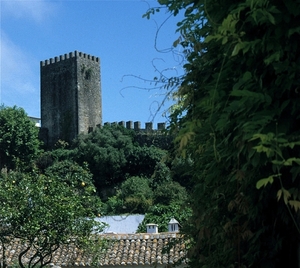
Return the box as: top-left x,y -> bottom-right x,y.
103,121 -> 171,150
40,51 -> 168,149
40,51 -> 101,147
103,121 -> 166,131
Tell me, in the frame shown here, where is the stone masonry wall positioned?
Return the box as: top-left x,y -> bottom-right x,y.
76,52 -> 102,134
104,121 -> 172,150
40,51 -> 101,147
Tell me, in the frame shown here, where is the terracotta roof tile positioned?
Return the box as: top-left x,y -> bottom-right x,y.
0,233 -> 187,267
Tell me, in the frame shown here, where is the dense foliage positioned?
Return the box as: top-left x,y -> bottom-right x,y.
137,203 -> 192,233
0,162 -> 104,268
0,103 -> 190,265
124,145 -> 166,179
71,125 -> 134,188
154,181 -> 187,205
146,0 -> 300,267
105,176 -> 154,214
137,180 -> 191,233
31,123 -> 187,230
42,125 -> 176,197
0,106 -> 40,171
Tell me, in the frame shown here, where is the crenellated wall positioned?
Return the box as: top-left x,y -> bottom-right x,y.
40,51 -> 100,66
103,121 -> 166,131
103,121 -> 171,150
40,50 -> 102,147
40,51 -> 169,148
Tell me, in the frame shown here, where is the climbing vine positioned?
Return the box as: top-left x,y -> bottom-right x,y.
146,0 -> 300,267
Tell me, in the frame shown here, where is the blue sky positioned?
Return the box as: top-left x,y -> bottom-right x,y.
0,0 -> 184,128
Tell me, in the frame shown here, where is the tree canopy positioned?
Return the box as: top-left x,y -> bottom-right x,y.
0,106 -> 40,171
147,0 -> 300,267
55,124 -> 169,192
0,162 -> 104,268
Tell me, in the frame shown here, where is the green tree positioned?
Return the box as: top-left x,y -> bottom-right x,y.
136,203 -> 192,233
69,125 -> 168,193
0,106 -> 40,171
105,176 -> 153,214
71,124 -> 135,189
125,145 -> 167,178
120,176 -> 153,213
147,0 -> 300,267
0,164 -> 104,268
153,181 -> 187,206
150,161 -> 172,189
133,130 -> 173,150
169,156 -> 193,190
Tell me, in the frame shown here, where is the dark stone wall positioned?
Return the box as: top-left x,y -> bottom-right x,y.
104,121 -> 172,150
77,52 -> 102,134
40,51 -> 102,147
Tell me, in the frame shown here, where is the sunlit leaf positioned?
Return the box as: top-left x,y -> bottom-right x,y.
256,176 -> 274,189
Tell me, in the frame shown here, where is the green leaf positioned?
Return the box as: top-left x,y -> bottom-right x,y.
242,71 -> 252,81
288,200 -> 300,212
291,166 -> 300,182
283,188 -> 291,204
266,12 -> 276,24
232,43 -> 242,56
185,7 -> 194,16
221,36 -> 228,45
252,145 -> 274,158
173,37 -> 181,47
277,189 -> 282,201
272,160 -> 284,165
230,89 -> 265,101
204,35 -> 216,43
288,26 -> 300,37
283,158 -> 300,166
264,51 -> 280,65
256,176 -> 274,189
283,141 -> 300,149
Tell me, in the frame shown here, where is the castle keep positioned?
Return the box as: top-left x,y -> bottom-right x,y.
40,51 -> 102,146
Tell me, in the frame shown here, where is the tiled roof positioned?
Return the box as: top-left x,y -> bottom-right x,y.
0,233 -> 187,267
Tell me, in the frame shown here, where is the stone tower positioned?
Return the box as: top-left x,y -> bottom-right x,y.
40,51 -> 102,147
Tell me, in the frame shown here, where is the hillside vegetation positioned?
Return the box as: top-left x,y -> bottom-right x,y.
0,107 -> 191,239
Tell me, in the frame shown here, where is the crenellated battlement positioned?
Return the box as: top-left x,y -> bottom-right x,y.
103,121 -> 166,131
102,121 -> 170,149
40,50 -> 100,67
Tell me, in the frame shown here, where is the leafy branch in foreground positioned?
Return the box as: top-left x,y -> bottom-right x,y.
0,162 -> 105,268
148,0 -> 300,267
